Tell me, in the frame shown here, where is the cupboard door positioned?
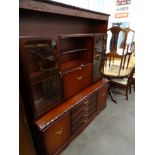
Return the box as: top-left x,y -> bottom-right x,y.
62,63 -> 92,100
93,34 -> 107,82
20,38 -> 62,118
97,84 -> 108,112
42,112 -> 71,155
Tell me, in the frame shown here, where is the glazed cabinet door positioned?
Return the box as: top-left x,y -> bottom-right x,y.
93,34 -> 107,82
42,112 -> 71,155
97,83 -> 109,112
20,37 -> 62,118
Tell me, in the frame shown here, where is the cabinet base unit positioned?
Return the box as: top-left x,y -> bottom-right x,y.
34,79 -> 109,155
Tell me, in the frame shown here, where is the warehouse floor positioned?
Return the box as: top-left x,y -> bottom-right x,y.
62,90 -> 135,155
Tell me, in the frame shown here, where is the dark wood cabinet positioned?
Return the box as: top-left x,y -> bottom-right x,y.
20,95 -> 36,155
20,1 -> 110,155
34,80 -> 109,155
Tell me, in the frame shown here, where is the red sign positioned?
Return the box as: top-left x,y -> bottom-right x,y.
117,0 -> 131,6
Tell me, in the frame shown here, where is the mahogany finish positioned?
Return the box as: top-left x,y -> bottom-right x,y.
34,80 -> 109,155
20,1 -> 110,155
62,63 -> 92,100
42,112 -> 71,155
20,95 -> 37,155
34,79 -> 108,131
20,37 -> 62,119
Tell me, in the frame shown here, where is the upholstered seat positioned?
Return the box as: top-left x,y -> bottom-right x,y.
110,68 -> 135,100
111,77 -> 128,85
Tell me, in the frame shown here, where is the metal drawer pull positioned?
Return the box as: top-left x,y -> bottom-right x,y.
84,107 -> 89,111
55,127 -> 63,135
84,100 -> 89,105
83,119 -> 88,123
102,92 -> 107,97
84,114 -> 89,117
76,75 -> 83,80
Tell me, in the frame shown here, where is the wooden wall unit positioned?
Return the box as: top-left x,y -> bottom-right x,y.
20,1 -> 110,154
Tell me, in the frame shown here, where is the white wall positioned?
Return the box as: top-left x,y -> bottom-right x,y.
50,0 -> 135,29
51,0 -> 89,9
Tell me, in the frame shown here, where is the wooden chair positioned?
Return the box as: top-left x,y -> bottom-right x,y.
129,71 -> 135,93
123,28 -> 135,68
100,26 -> 135,103
110,67 -> 135,100
103,26 -> 127,75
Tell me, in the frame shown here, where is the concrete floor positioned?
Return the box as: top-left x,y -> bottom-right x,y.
61,90 -> 135,155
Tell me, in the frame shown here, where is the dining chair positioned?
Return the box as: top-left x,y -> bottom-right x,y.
123,28 -> 135,68
110,67 -> 135,100
100,26 -> 135,103
129,71 -> 135,93
104,26 -> 127,75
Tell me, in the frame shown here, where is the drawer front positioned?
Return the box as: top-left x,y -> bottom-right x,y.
71,93 -> 97,133
71,92 -> 96,116
42,112 -> 71,155
97,84 -> 109,111
62,64 -> 92,100
72,106 -> 96,133
72,99 -> 96,127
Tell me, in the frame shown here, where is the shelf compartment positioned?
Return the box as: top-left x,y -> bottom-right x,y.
60,60 -> 90,73
61,48 -> 88,55
59,33 -> 94,39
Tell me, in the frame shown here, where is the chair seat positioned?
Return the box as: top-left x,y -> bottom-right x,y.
111,77 -> 128,85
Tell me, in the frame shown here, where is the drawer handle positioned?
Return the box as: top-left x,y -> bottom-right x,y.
76,75 -> 83,80
55,127 -> 63,135
84,113 -> 89,117
84,100 -> 89,105
102,92 -> 107,97
83,119 -> 88,123
84,107 -> 89,111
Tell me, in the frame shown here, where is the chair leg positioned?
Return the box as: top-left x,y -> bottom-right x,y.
129,84 -> 132,94
126,87 -> 128,100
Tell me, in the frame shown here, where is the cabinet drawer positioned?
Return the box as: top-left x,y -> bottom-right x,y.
72,100 -> 96,127
71,92 -> 96,117
42,112 -> 71,155
97,84 -> 109,111
62,63 -> 92,100
72,107 -> 96,133
71,93 -> 97,134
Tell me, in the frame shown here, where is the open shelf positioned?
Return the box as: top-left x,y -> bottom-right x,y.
60,60 -> 89,73
59,33 -> 94,39
61,48 -> 88,55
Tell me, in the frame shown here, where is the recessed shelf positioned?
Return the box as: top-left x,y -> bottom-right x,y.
61,48 -> 88,55
60,60 -> 89,73
59,33 -> 94,39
